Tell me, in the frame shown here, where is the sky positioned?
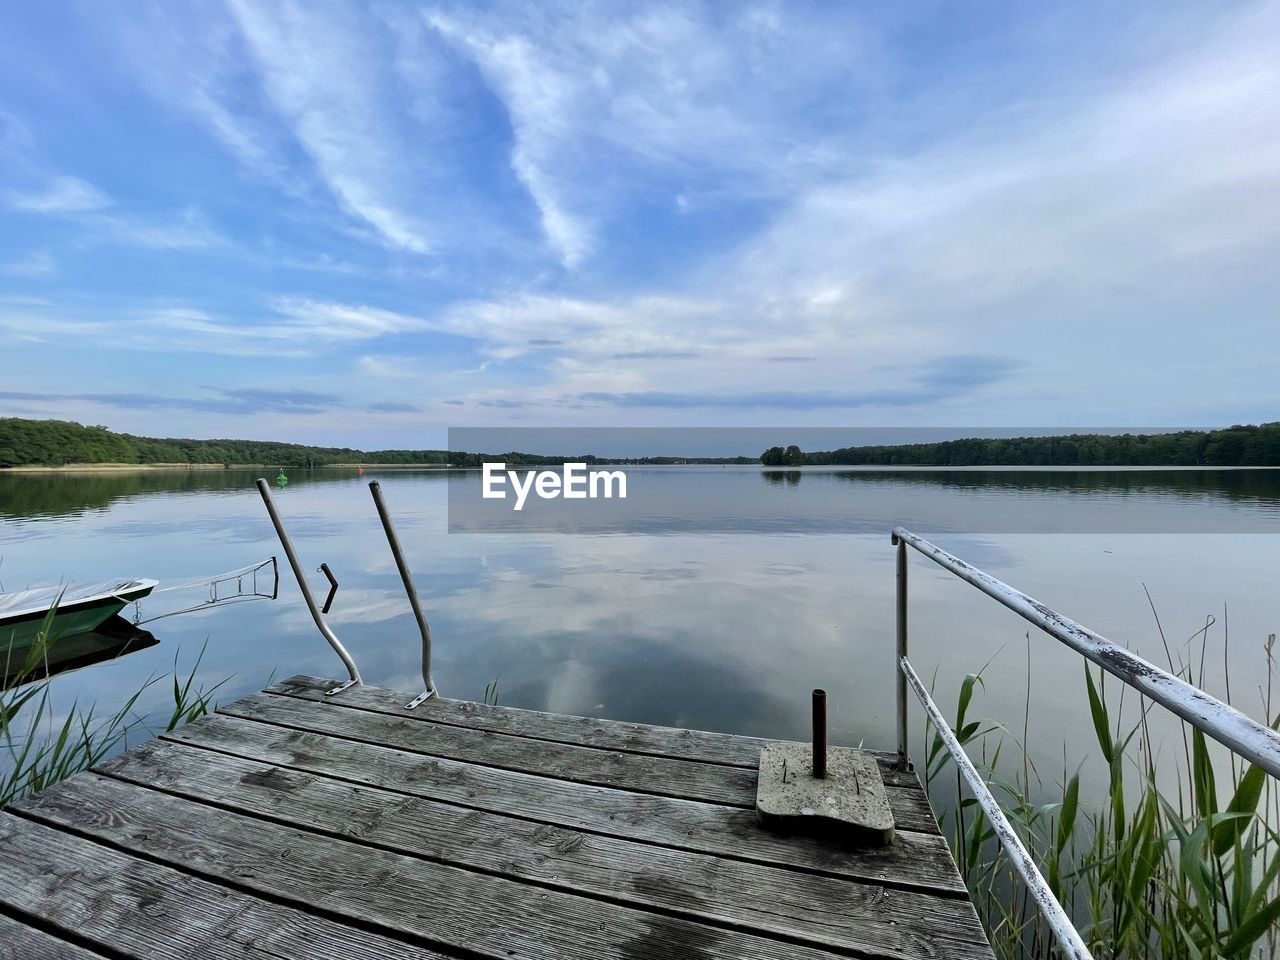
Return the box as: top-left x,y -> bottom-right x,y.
0,1 -> 1277,449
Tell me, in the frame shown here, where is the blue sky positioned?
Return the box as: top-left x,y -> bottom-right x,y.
1,1 -> 1277,448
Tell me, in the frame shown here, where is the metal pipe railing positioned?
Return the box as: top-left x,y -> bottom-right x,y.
890,526 -> 1280,780
368,480 -> 436,705
901,658 -> 1094,960
256,479 -> 361,689
889,526 -> 1280,960
895,536 -> 909,769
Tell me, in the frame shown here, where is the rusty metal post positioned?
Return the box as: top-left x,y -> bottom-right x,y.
812,688 -> 827,779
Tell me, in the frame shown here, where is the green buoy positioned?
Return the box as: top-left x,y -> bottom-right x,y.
276,469 -> 288,487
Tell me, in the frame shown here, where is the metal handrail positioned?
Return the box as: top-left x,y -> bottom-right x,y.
256,479 -> 362,691
901,658 -> 1093,960
890,526 -> 1280,960
255,478 -> 440,706
368,480 -> 437,706
891,527 -> 1280,779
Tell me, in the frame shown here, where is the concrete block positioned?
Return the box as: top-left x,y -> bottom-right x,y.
756,743 -> 895,846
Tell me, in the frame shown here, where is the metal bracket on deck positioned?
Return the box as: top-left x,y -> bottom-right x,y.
326,678 -> 359,696
405,688 -> 436,709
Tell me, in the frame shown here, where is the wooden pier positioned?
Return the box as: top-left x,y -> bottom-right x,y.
0,676 -> 994,959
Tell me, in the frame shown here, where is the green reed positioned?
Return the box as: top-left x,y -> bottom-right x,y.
924,614 -> 1280,959
483,675 -> 501,706
1,609 -> 228,808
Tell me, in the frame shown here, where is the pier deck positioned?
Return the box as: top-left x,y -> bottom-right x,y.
0,676 -> 994,959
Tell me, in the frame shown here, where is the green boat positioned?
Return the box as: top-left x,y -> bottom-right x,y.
0,578 -> 158,654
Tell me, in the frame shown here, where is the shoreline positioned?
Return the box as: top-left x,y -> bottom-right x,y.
3,462 -> 1277,474
3,463 -> 234,473
0,462 -> 453,473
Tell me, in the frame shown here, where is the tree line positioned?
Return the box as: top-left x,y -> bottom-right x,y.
761,445 -> 805,466
0,418 -> 448,468
783,424 -> 1280,466
5,418 -> 1278,469
0,419 -> 754,468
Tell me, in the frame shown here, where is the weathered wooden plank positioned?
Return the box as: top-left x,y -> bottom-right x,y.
164,712 -> 966,895
271,675 -> 919,788
97,736 -> 993,960
0,812 -> 451,960
224,691 -> 938,831
227,690 -> 759,807
16,773 -> 914,960
0,912 -> 107,960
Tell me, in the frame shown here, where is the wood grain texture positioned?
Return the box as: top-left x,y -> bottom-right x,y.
94,736 -> 992,960
165,710 -> 965,894
227,691 -> 761,807
14,774 -> 917,960
0,812 -> 452,960
0,679 -> 994,959
270,676 -> 920,788
0,911 -> 107,960
223,691 -> 938,832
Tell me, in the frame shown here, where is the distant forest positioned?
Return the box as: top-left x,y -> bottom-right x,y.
0,418 -> 753,468
790,423 -> 1280,466
1,417 -> 1277,469
0,418 -> 448,468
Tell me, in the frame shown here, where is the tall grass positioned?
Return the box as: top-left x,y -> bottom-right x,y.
483,674 -> 501,707
2,609 -> 227,808
925,613 -> 1280,959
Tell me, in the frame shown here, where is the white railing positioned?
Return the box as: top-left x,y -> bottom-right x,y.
891,527 -> 1280,960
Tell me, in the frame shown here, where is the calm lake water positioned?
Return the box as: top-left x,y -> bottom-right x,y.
2,466 -> 1278,797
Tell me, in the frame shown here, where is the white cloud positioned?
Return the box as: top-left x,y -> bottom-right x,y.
424,16 -> 591,267
116,299 -> 432,356
0,109 -> 30,147
3,173 -> 223,252
106,208 -> 227,251
262,298 -> 434,341
98,5 -> 295,185
428,293 -> 715,358
0,298 -> 435,360
99,3 -> 461,254
723,6 -> 1280,347
7,2 -> 1277,427
356,355 -> 420,379
7,176 -> 112,214
224,0 -> 433,254
1,250 -> 55,278
421,3 -> 884,267
396,4 -> 1280,421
